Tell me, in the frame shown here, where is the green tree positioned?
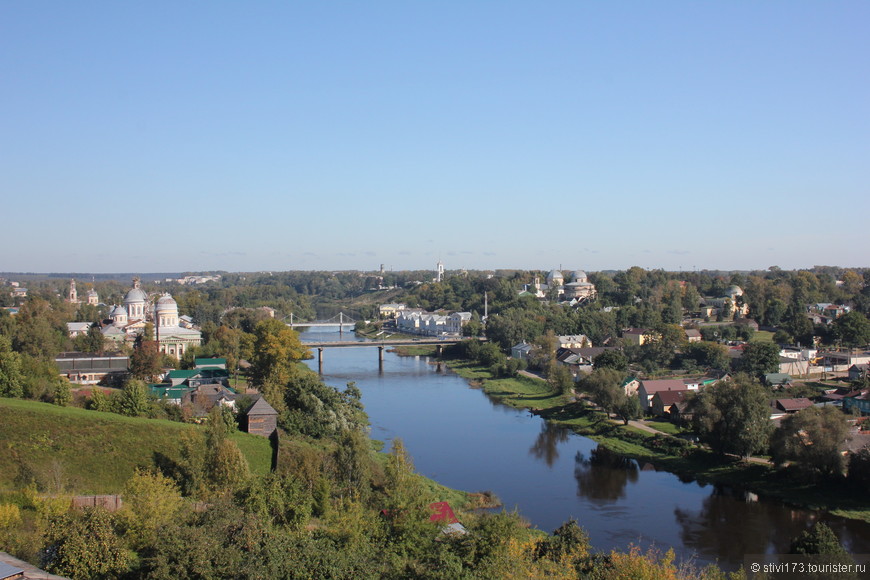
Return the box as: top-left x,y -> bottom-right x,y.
789,522 -> 845,554
205,406 -> 249,492
682,341 -> 729,371
235,472 -> 312,531
88,388 -> 113,412
121,469 -> 186,550
0,335 -> 24,398
250,319 -> 310,411
175,430 -> 207,498
593,349 -> 628,372
529,330 -> 559,372
580,368 -> 641,425
832,310 -> 870,347
546,361 -> 575,396
847,448 -> 870,489
42,508 -> 132,580
12,297 -> 67,359
72,325 -> 105,354
332,428 -> 373,499
770,406 -> 850,478
689,374 -> 772,459
129,338 -> 162,381
52,379 -> 72,407
739,341 -> 781,378
382,438 -> 434,555
117,379 -> 150,417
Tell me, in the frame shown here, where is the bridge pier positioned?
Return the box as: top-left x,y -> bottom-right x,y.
378,345 -> 385,373
318,347 -> 324,374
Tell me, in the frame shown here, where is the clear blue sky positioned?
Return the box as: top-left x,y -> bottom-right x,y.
2,2 -> 868,273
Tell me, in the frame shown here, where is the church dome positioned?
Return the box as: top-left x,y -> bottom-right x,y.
109,305 -> 128,317
155,293 -> 180,328
124,287 -> 148,303
726,285 -> 744,298
571,270 -> 588,283
547,270 -> 564,285
155,294 -> 178,311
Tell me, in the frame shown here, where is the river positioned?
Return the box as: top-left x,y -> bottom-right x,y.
300,327 -> 870,570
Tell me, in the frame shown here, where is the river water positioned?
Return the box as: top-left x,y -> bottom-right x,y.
301,327 -> 870,570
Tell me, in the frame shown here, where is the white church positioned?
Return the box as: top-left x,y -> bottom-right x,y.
101,277 -> 202,358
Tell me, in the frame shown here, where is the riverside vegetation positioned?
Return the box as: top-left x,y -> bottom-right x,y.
421,340 -> 870,526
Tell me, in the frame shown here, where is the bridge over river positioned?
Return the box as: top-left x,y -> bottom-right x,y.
302,337 -> 475,372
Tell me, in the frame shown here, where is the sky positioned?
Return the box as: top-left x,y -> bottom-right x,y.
1,2 -> 868,274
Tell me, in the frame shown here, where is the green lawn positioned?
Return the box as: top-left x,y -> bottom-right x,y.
751,330 -> 775,343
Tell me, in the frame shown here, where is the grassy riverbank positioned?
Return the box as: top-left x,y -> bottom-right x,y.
438,358 -> 870,523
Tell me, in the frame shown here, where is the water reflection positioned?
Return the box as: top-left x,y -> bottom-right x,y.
529,423 -> 570,467
675,486 -> 807,563
574,445 -> 639,503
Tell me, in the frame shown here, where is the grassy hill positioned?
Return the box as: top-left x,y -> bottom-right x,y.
0,398 -> 272,494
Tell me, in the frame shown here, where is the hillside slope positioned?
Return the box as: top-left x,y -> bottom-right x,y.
0,398 -> 272,494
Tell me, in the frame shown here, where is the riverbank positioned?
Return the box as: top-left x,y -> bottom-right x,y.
427,354 -> 870,524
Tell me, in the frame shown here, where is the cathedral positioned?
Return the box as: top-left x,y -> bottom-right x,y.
102,277 -> 202,358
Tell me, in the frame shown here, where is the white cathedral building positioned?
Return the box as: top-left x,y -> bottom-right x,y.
525,269 -> 597,302
102,277 -> 202,358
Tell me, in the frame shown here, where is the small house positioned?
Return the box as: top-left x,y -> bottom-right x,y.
651,390 -> 687,417
684,329 -> 702,343
622,328 -> 657,346
764,373 -> 793,388
246,397 -> 278,437
637,379 -> 689,412
770,398 -> 814,418
848,364 -> 869,382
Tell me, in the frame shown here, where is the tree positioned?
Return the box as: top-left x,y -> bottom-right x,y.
682,341 -> 729,371
580,368 -> 640,425
0,335 -> 24,398
205,406 -> 249,492
42,508 -> 132,580
689,374 -> 772,459
593,349 -> 628,372
739,342 -> 780,378
250,319 -> 310,411
117,379 -> 150,417
88,388 -> 113,412
332,428 -> 372,499
72,325 -> 105,354
847,447 -> 870,489
546,361 -> 575,396
52,379 -> 72,407
529,330 -> 559,372
129,338 -> 162,381
12,297 -> 67,359
832,311 -> 870,348
235,472 -> 312,530
770,406 -> 850,478
121,469 -> 186,550
382,438 -> 434,553
789,522 -> 851,558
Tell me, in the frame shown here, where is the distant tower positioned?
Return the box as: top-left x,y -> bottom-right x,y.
436,261 -> 445,283
68,279 -> 78,303
87,288 -> 99,306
